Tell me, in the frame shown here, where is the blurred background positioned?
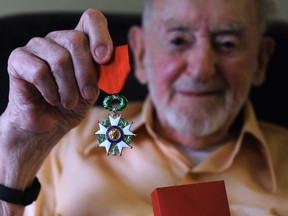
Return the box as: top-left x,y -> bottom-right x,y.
272,0 -> 288,20
0,0 -> 287,122
0,0 -> 142,17
0,0 -> 287,20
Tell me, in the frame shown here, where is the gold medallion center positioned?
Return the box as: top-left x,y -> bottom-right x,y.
108,128 -> 121,141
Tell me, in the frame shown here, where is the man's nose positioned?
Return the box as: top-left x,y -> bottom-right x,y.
186,41 -> 217,81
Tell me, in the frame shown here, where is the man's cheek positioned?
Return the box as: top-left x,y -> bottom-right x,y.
224,60 -> 254,85
153,56 -> 186,83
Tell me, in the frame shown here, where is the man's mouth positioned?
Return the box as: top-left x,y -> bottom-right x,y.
176,89 -> 222,97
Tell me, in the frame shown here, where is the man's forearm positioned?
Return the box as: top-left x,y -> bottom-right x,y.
0,201 -> 25,216
0,113 -> 57,216
0,120 -> 38,216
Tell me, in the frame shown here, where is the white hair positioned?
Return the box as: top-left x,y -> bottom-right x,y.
141,0 -> 277,32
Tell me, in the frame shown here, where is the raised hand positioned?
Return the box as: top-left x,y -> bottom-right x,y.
0,9 -> 113,215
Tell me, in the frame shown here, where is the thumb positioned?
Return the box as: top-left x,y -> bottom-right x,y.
75,9 -> 114,64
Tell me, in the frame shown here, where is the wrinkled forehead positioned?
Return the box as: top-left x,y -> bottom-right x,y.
149,0 -> 258,8
145,0 -> 260,30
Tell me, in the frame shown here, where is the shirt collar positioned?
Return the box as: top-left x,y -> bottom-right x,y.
193,101 -> 277,192
241,101 -> 277,192
140,98 -> 277,192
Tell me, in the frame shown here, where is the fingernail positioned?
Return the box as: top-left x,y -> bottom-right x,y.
83,85 -> 98,101
95,45 -> 108,61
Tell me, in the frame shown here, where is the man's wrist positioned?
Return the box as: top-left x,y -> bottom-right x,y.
0,177 -> 41,206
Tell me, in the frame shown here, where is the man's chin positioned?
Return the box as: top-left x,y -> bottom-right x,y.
165,107 -> 227,137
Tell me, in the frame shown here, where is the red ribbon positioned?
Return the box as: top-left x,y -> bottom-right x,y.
97,44 -> 131,94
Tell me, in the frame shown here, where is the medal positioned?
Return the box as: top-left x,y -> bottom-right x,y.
93,45 -> 136,156
94,95 -> 135,155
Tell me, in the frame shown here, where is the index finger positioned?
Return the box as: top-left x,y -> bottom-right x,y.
75,9 -> 114,64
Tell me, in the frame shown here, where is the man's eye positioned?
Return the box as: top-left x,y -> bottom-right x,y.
222,41 -> 236,49
214,38 -> 240,53
171,37 -> 186,46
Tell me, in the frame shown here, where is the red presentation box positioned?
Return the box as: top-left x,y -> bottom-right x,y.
151,181 -> 231,216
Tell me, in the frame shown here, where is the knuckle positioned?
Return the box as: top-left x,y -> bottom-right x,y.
56,31 -> 89,53
47,30 -> 89,52
30,65 -> 49,85
27,36 -> 45,47
8,47 -> 25,63
50,50 -> 71,70
67,31 -> 88,48
7,47 -> 33,75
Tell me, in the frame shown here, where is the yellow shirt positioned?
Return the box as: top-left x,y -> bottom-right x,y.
25,97 -> 288,216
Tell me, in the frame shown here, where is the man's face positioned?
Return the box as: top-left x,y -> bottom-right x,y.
132,0 -> 272,138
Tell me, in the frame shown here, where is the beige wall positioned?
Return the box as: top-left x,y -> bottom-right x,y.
0,0 -> 142,17
0,0 -> 287,20
275,0 -> 288,21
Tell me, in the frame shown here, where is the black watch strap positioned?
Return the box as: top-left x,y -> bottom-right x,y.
0,177 -> 41,206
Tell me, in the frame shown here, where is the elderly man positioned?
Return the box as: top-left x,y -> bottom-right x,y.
0,0 -> 287,215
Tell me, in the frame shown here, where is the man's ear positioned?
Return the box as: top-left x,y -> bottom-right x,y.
128,26 -> 148,84
253,36 -> 276,86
